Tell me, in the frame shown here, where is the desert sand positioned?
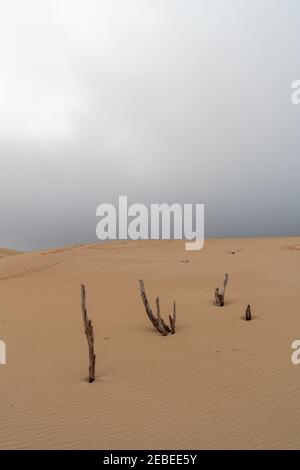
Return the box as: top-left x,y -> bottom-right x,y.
0,237 -> 300,450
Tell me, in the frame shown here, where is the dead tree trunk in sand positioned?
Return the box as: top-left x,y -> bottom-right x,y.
245,304 -> 252,321
215,273 -> 229,307
80,284 -> 96,383
139,279 -> 176,336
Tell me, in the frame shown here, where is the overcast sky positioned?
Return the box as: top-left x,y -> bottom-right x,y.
0,0 -> 300,251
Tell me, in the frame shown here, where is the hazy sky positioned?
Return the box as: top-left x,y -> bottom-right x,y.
0,0 -> 300,251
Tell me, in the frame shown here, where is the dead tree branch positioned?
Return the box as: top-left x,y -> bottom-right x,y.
169,301 -> 176,335
80,284 -> 96,383
139,280 -> 176,336
215,273 -> 229,306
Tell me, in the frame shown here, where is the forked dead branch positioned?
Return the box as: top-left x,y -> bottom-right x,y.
80,284 -> 96,383
139,279 -> 176,336
215,273 -> 229,307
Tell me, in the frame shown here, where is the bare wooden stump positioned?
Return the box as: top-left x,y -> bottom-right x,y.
139,280 -> 176,336
245,304 -> 252,321
80,284 -> 96,383
215,273 -> 229,307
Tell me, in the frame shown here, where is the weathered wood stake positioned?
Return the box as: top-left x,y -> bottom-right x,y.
215,273 -> 229,307
245,304 -> 252,321
80,284 -> 96,383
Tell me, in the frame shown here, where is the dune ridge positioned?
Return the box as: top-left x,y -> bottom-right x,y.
0,248 -> 22,259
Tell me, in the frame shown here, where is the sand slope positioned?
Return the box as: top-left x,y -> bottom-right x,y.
0,248 -> 22,259
0,238 -> 300,449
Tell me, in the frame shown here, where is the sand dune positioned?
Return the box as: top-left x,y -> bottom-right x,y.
0,238 -> 300,449
0,248 -> 22,259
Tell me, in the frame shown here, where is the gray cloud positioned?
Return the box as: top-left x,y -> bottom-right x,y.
0,0 -> 300,250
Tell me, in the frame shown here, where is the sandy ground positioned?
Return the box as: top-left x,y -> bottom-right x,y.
0,237 -> 300,450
